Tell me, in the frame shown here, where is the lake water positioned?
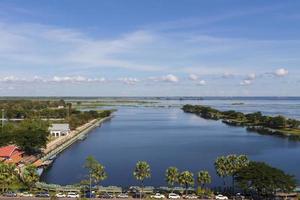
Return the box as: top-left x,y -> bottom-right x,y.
41,99 -> 300,187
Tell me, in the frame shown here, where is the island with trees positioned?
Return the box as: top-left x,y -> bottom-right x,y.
182,104 -> 300,140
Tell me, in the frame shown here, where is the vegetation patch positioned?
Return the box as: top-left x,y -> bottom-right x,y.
182,104 -> 300,139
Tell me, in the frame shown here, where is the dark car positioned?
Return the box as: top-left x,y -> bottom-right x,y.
3,191 -> 17,197
35,192 -> 50,198
99,193 -> 114,199
132,192 -> 145,198
85,191 -> 96,198
233,193 -> 245,200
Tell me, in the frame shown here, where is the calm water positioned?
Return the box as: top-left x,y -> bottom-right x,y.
41,99 -> 300,187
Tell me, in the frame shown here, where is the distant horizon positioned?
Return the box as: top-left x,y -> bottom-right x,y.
0,96 -> 300,99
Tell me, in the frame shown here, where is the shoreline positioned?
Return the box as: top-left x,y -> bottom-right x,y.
38,115 -> 113,165
182,104 -> 300,140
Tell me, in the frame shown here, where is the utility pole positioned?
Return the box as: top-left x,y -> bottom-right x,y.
1,109 -> 4,134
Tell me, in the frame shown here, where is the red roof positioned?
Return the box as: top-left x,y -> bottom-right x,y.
0,145 -> 18,158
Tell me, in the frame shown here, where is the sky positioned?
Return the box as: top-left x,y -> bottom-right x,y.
0,0 -> 299,96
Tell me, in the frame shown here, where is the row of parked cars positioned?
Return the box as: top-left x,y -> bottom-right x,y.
2,190 -> 236,199
2,191 -> 80,198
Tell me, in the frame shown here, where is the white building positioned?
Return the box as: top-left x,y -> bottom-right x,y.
49,123 -> 70,137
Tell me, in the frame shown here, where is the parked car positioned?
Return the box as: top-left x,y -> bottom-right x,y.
35,192 -> 50,198
151,193 -> 166,199
99,193 -> 114,198
19,192 -> 33,197
168,193 -> 180,199
183,194 -> 198,199
133,192 -> 145,198
85,191 -> 96,198
67,192 -> 80,198
215,194 -> 229,200
3,191 -> 17,197
233,193 -> 245,200
55,192 -> 66,198
117,193 -> 129,198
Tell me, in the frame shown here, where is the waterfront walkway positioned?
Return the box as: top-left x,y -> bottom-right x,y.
41,115 -> 113,162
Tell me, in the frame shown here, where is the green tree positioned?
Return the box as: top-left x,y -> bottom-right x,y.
22,165 -> 39,192
133,161 -> 151,198
268,115 -> 287,129
165,167 -> 179,191
226,154 -> 249,193
214,156 -> 229,188
0,163 -> 17,192
15,119 -> 49,154
85,156 -> 107,198
178,171 -> 194,195
235,161 -> 296,198
197,170 -> 211,189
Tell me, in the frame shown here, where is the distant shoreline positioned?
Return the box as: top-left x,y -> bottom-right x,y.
182,104 -> 300,140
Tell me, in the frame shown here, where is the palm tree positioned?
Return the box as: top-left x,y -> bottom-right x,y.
197,170 -> 211,189
214,156 -> 228,188
165,167 -> 179,191
133,161 -> 151,198
178,171 -> 194,195
226,154 -> 249,193
85,156 -> 107,198
22,165 -> 39,192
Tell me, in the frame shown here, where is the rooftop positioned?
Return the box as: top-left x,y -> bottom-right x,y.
0,145 -> 18,157
49,123 -> 70,131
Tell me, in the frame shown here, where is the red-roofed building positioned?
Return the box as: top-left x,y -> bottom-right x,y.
0,145 -> 24,164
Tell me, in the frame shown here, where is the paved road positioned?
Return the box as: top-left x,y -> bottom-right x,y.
0,198 -> 217,200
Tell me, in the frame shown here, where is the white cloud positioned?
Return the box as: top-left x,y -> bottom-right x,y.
247,73 -> 256,80
222,72 -> 235,79
197,80 -> 206,86
274,68 -> 288,77
188,74 -> 198,81
0,75 -> 107,84
118,77 -> 139,85
240,79 -> 252,86
161,74 -> 179,83
0,76 -> 20,82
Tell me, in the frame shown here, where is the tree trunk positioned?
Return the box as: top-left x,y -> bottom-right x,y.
89,173 -> 92,199
140,180 -> 144,199
232,176 -> 235,194
185,183 -> 188,195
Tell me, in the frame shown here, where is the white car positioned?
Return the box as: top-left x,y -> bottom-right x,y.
183,194 -> 198,199
67,192 -> 80,198
56,192 -> 66,198
151,193 -> 166,199
19,192 -> 33,197
168,193 -> 180,199
215,194 -> 228,200
117,193 -> 129,198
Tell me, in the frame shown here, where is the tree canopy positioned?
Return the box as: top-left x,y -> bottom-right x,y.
235,161 -> 296,198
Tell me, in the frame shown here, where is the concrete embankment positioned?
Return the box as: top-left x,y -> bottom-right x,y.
41,115 -> 113,161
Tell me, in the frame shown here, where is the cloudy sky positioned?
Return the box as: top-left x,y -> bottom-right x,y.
0,0 -> 299,96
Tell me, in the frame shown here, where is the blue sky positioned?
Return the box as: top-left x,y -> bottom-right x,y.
0,0 -> 299,96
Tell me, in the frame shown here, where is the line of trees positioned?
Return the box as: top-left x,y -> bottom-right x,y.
0,99 -> 66,119
182,104 -> 300,129
82,155 -> 297,199
0,154 -> 297,199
